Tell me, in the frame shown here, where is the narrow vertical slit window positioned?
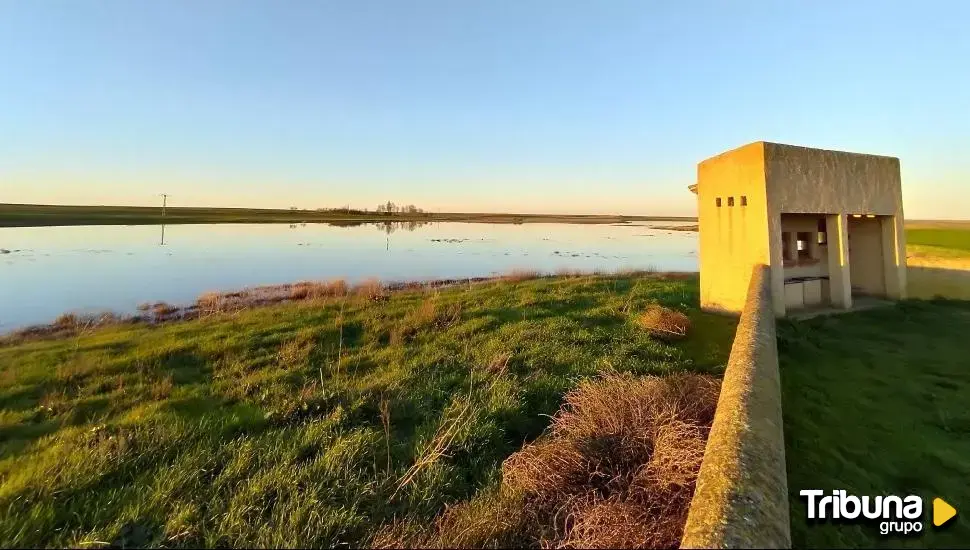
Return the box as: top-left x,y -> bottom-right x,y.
716,197 -> 722,207
740,195 -> 747,206
727,196 -> 735,207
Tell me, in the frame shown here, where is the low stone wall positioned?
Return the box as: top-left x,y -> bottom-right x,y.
681,265 -> 791,548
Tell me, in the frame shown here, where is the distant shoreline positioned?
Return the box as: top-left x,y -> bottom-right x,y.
0,203 -> 696,228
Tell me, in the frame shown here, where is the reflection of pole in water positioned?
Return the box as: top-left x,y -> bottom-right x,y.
386,234 -> 389,251
160,224 -> 166,246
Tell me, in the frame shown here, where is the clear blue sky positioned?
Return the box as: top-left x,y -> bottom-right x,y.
2,1 -> 968,218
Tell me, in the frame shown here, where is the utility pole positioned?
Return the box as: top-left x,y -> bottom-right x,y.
160,193 -> 169,217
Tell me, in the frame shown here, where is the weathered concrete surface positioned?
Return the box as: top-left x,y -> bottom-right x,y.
681,265 -> 791,549
696,143 -> 771,315
695,141 -> 907,318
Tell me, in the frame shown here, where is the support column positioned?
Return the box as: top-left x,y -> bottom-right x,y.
784,231 -> 798,262
808,225 -> 821,261
767,213 -> 786,317
881,215 -> 906,299
826,214 -> 852,309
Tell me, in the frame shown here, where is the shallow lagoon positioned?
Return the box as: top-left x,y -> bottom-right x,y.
0,221 -> 697,331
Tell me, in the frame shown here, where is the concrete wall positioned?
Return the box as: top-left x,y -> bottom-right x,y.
847,216 -> 886,295
681,265 -> 791,549
882,215 -> 907,299
696,143 -> 771,314
763,142 -> 903,216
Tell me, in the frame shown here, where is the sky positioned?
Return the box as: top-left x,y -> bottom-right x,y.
2,1 -> 968,218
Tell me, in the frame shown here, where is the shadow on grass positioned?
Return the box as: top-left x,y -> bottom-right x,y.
779,298 -> 970,548
908,266 -> 970,300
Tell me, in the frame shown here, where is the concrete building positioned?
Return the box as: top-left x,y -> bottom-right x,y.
689,141 -> 907,317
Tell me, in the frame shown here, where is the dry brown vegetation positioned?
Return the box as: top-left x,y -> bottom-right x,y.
353,277 -> 387,300
637,305 -> 692,341
502,268 -> 544,282
289,279 -> 349,300
374,372 -> 720,549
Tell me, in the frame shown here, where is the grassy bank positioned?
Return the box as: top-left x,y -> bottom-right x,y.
0,273 -> 736,547
779,299 -> 970,548
0,203 -> 693,228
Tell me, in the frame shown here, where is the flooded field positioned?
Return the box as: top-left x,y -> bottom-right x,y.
0,221 -> 697,331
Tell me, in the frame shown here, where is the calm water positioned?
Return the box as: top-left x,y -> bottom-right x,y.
0,221 -> 697,331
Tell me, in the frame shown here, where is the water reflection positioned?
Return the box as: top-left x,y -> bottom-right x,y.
321,219 -> 432,234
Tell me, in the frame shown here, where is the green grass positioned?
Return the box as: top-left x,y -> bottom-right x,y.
779,299 -> 970,548
0,203 -> 692,227
906,228 -> 970,255
0,273 -> 735,548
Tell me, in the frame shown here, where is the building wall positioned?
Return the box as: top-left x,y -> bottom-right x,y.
763,143 -> 903,216
697,141 -> 907,316
696,142 -> 770,314
848,216 -> 887,295
761,142 -> 907,312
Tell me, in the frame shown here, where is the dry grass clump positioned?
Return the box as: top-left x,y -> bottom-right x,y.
289,279 -> 348,300
377,373 -> 720,549
502,269 -> 543,282
150,302 -> 179,317
508,372 -> 718,548
195,291 -> 231,316
637,305 -> 692,341
354,278 -> 387,300
560,498 -> 659,549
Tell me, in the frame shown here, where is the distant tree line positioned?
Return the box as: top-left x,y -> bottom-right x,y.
309,203 -> 427,215
374,202 -> 425,215
315,205 -> 369,214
